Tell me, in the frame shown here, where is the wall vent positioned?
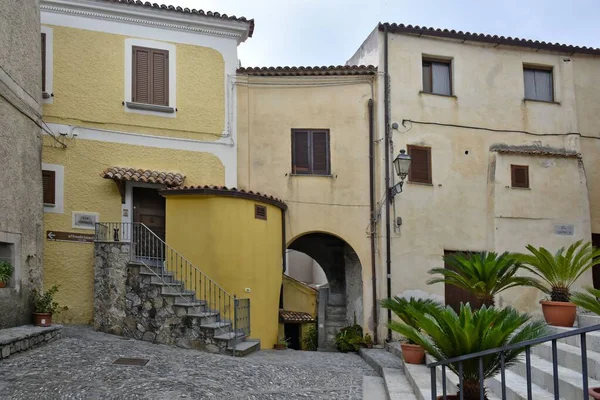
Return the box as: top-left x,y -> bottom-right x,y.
255,205 -> 267,220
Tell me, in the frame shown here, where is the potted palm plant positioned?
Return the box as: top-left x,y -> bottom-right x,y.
0,261 -> 13,288
572,287 -> 600,399
427,251 -> 543,309
31,285 -> 68,327
274,335 -> 289,350
381,297 -> 442,364
515,240 -> 600,327
390,302 -> 547,400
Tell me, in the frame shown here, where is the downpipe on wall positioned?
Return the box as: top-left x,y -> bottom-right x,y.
383,24 -> 393,342
368,98 -> 378,344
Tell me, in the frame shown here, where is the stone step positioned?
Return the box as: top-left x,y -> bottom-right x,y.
201,321 -> 232,336
158,284 -> 186,295
362,376 -> 387,400
173,300 -> 207,315
227,339 -> 260,357
213,331 -> 245,347
187,311 -> 220,325
511,353 -> 600,399
486,369 -> 556,400
160,290 -> 196,301
548,326 -> 600,350
532,340 -> 600,380
133,257 -> 165,268
0,325 -> 63,360
326,318 -> 348,327
578,314 -> 600,328
358,348 -> 417,400
150,275 -> 177,284
326,305 -> 346,318
359,348 -> 403,375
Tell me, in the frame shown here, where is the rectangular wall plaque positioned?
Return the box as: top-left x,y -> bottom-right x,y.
554,224 -> 575,236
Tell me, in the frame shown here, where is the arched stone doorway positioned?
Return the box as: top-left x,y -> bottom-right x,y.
287,232 -> 363,350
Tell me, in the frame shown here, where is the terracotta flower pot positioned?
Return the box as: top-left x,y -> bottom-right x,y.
33,312 -> 52,327
590,387 -> 600,399
401,343 -> 425,364
540,300 -> 576,327
274,344 -> 287,350
0,281 -> 5,288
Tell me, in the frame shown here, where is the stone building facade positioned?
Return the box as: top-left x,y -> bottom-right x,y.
0,0 -> 44,328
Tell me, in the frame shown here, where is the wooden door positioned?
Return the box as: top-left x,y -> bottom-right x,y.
133,188 -> 166,258
592,234 -> 600,289
444,250 -> 483,313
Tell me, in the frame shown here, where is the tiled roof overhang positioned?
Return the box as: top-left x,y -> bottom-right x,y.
379,23 -> 600,56
237,65 -> 377,77
162,185 -> 287,210
279,310 -> 315,323
101,167 -> 185,187
490,144 -> 580,158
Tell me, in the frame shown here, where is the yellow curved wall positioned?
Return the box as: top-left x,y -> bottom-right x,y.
164,194 -> 283,349
42,136 -> 225,323
43,25 -> 225,141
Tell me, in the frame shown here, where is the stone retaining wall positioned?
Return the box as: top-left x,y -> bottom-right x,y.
0,325 -> 63,360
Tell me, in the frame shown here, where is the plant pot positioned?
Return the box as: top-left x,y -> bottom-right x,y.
401,343 -> 425,364
540,300 -> 576,327
0,281 -> 5,288
437,396 -> 460,400
273,344 -> 287,350
366,344 -> 373,349
33,312 -> 52,327
590,387 -> 600,399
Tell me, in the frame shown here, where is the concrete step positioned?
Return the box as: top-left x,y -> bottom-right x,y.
227,339 -> 260,357
512,353 -> 600,399
158,285 -> 186,295
363,376 -> 387,400
532,340 -> 600,380
187,311 -> 220,325
359,348 -> 403,375
133,257 -> 165,268
150,275 -> 177,284
213,331 -> 245,347
326,319 -> 349,328
578,314 -> 600,328
486,369 -> 556,400
548,326 -> 600,350
173,300 -> 207,315
201,321 -> 232,336
326,305 -> 346,318
160,290 -> 195,301
358,348 -> 416,400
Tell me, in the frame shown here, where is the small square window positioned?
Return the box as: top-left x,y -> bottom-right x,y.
524,66 -> 553,102
422,58 -> 452,96
511,165 -> 529,188
291,129 -> 330,175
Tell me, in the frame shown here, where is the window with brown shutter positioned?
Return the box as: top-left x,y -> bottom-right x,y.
291,129 -> 330,175
407,145 -> 432,184
422,57 -> 452,96
511,165 -> 529,188
42,170 -> 56,205
132,46 -> 169,106
41,33 -> 46,93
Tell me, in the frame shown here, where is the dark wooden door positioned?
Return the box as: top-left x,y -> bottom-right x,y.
592,234 -> 600,289
284,323 -> 301,350
444,250 -> 482,313
133,188 -> 166,259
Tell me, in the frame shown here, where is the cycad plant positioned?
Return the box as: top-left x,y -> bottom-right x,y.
380,297 -> 443,344
572,287 -> 600,316
427,252 -> 543,308
515,240 -> 600,302
389,302 -> 547,400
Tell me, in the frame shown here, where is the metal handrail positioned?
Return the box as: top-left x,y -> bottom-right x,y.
429,322 -> 600,400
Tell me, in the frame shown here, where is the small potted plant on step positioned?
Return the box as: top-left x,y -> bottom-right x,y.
515,240 -> 600,327
32,285 -> 68,327
274,335 -> 289,350
381,296 -> 442,364
0,261 -> 13,288
363,333 -> 373,349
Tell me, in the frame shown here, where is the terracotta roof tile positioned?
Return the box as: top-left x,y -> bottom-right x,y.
380,23 -> 600,56
99,0 -> 255,37
237,65 -> 377,77
102,167 -> 185,187
163,185 -> 287,210
279,310 -> 315,323
490,144 -> 580,158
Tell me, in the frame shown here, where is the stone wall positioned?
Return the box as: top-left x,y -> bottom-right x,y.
94,242 -> 228,354
0,325 -> 62,360
0,0 -> 44,329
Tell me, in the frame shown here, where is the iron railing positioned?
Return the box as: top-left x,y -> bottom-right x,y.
428,323 -> 600,400
95,222 -> 251,347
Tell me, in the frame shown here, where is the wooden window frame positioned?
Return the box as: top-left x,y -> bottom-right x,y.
407,145 -> 432,184
291,129 -> 331,176
422,57 -> 453,96
523,64 -> 554,102
42,170 -> 56,206
511,165 -> 530,188
132,46 -> 170,106
255,204 -> 267,220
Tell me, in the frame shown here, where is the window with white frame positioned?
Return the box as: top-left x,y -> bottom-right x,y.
40,26 -> 53,102
42,163 -> 64,214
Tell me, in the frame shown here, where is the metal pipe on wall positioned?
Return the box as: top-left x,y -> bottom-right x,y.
368,98 -> 378,344
383,24 -> 393,341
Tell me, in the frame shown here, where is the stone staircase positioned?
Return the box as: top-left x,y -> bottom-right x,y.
360,325 -> 600,400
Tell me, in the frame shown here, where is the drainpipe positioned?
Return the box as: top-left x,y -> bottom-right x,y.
281,209 -> 287,273
383,24 -> 393,342
368,98 -> 378,344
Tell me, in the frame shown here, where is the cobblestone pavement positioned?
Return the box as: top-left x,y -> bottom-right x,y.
0,326 -> 377,400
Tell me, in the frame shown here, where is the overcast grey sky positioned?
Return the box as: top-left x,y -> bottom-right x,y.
172,0 -> 600,67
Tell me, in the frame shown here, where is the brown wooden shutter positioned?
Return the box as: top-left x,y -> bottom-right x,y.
407,145 -> 432,184
311,130 -> 329,175
422,61 -> 432,93
292,130 -> 310,174
255,205 -> 267,220
132,46 -> 150,104
42,170 -> 56,205
41,33 -> 46,92
511,165 -> 529,188
151,49 -> 168,106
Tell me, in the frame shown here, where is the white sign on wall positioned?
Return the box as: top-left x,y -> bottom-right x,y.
72,212 -> 99,230
554,224 -> 575,236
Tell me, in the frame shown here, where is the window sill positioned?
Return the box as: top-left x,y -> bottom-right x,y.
289,173 -> 334,178
407,181 -> 433,186
523,98 -> 560,105
125,102 -> 175,114
419,91 -> 456,99
42,92 -> 51,99
43,203 -> 55,207
509,186 -> 531,190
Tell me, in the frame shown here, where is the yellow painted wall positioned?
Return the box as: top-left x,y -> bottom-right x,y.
282,275 -> 317,317
42,136 -> 225,323
163,194 -> 284,349
42,25 -> 225,141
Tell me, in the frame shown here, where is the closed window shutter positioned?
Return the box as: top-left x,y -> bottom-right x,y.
42,170 -> 56,205
511,165 -> 529,188
408,145 -> 432,184
151,50 -> 168,106
422,62 -> 432,93
292,131 -> 310,174
133,47 -> 150,104
41,33 -> 46,92
311,131 -> 329,175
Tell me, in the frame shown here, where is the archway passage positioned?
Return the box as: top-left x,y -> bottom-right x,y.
287,233 -> 363,350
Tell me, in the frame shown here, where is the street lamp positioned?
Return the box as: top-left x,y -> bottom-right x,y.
389,149 -> 411,201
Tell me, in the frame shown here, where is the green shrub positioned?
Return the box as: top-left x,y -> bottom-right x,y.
380,296 -> 443,344
335,323 -> 363,353
32,285 -> 68,314
302,324 -> 318,351
572,287 -> 600,315
0,261 -> 13,283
